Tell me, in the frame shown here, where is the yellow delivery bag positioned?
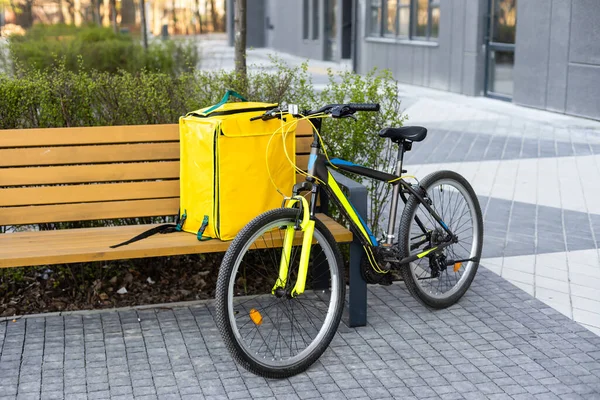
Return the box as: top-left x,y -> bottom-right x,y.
179,91 -> 296,241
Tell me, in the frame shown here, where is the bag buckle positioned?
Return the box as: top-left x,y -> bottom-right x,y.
197,215 -> 210,241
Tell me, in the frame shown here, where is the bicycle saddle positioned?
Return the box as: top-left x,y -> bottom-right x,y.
379,126 -> 427,143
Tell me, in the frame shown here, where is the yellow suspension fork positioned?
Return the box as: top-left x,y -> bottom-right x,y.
272,196 -> 314,297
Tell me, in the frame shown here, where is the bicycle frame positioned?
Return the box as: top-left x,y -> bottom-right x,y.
275,118 -> 458,296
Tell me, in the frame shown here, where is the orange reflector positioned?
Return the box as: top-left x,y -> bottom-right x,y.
249,308 -> 263,325
454,262 -> 462,272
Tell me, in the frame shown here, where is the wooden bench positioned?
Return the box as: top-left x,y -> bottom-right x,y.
0,121 -> 369,326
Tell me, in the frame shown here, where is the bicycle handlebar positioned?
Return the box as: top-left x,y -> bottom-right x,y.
345,103 -> 380,112
250,103 -> 380,122
307,103 -> 380,116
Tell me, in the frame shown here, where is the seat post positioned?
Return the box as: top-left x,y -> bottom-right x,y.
396,141 -> 406,176
385,140 -> 407,246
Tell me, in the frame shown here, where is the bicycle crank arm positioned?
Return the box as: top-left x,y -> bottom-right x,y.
398,240 -> 455,265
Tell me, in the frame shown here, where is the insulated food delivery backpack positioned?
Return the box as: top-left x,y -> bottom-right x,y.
110,90 -> 297,248
178,91 -> 297,240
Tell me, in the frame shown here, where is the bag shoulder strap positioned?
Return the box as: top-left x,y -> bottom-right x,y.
203,90 -> 247,114
110,224 -> 178,249
110,212 -> 187,249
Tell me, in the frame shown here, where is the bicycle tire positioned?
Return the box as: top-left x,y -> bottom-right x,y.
215,208 -> 345,378
398,170 -> 483,309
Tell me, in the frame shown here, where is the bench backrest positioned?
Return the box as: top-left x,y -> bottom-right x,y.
0,122 -> 312,226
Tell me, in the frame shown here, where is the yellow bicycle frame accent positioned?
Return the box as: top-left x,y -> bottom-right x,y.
272,196 -> 315,297
326,171 -> 376,245
417,246 -> 438,259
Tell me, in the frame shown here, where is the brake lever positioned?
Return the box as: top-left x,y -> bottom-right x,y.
341,114 -> 358,121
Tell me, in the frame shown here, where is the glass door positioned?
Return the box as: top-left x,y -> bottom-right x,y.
485,0 -> 517,100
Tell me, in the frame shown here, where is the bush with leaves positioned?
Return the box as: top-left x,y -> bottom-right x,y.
315,69 -> 406,236
3,24 -> 199,75
0,61 -> 405,315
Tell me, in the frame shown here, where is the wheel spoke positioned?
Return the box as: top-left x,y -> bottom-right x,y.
216,211 -> 344,375
399,174 -> 482,307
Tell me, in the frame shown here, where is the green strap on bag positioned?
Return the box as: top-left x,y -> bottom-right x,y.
203,90 -> 248,114
196,215 -> 211,241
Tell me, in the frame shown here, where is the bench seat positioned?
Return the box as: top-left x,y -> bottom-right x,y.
0,214 -> 352,268
0,122 -> 368,326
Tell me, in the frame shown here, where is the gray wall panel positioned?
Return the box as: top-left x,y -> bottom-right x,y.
546,0 -> 571,113
264,0 -> 324,60
354,0 -> 486,96
246,0 -> 265,48
513,0 -> 552,109
429,2 -> 452,90
412,47 -> 425,86
394,44 -> 414,83
450,0 -> 466,93
463,0 -> 482,53
566,64 -> 600,119
462,53 -> 479,96
569,0 -> 600,64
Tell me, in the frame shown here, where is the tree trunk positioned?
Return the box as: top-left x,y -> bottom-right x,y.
57,0 -> 66,23
90,0 -> 98,24
171,0 -> 177,34
234,0 -> 246,80
194,0 -> 203,34
13,0 -> 34,28
64,0 -> 75,23
209,0 -> 218,31
94,0 -> 101,25
140,0 -> 148,49
110,0 -> 117,33
120,0 -> 135,26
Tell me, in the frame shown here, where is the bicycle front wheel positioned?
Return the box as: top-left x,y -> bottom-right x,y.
215,208 -> 345,379
398,170 -> 483,309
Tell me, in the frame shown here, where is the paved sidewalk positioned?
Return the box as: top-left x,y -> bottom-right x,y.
1,269 -> 600,400
201,36 -> 600,335
397,84 -> 600,335
3,36 -> 600,399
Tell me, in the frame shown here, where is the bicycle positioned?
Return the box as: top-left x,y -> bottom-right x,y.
215,103 -> 483,378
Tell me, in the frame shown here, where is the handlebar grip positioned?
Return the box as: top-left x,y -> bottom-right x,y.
347,103 -> 380,112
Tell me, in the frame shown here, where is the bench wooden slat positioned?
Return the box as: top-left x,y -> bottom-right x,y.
1,181 -> 179,207
0,199 -> 179,226
295,120 -> 313,136
0,162 -> 180,186
296,136 -> 312,154
0,143 -> 179,167
0,125 -> 179,148
296,155 -> 309,170
0,216 -> 351,252
0,214 -> 352,268
0,122 -> 313,148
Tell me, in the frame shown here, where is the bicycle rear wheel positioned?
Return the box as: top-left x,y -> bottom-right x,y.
398,170 -> 483,309
215,208 -> 345,379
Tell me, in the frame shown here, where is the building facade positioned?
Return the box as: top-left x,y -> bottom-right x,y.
228,0 -> 600,120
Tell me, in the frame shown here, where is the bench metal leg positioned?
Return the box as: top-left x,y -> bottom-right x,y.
347,185 -> 368,327
324,170 -> 368,328
320,171 -> 368,327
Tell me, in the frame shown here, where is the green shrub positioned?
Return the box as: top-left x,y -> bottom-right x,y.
5,24 -> 198,75
0,61 -> 404,234
0,61 -> 405,314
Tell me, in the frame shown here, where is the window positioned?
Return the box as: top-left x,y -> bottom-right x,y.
369,0 -> 439,41
413,0 -> 439,39
370,0 -> 382,36
312,0 -> 320,40
302,0 -> 320,41
303,0 -> 309,40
